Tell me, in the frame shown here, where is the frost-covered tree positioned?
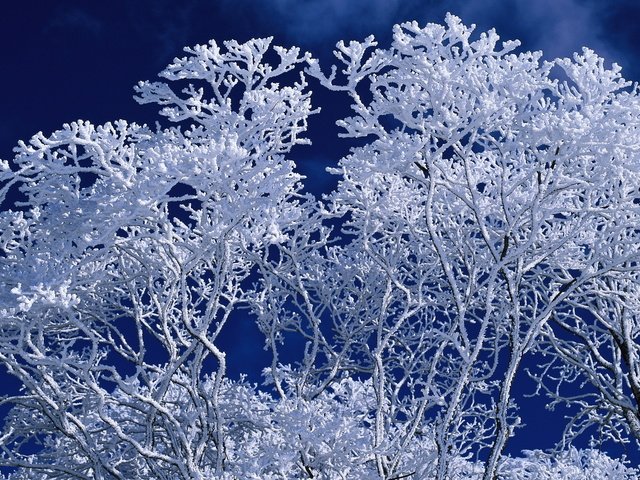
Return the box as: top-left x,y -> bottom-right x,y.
306,14 -> 640,479
1,14 -> 639,480
0,38 -> 315,479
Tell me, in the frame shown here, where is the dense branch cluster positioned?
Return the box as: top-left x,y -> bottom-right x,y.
1,14 -> 639,479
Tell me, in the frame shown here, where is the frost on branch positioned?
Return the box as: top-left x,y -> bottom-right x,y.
134,37 -> 316,155
1,15 -> 640,480
0,38 -> 315,479
307,12 -> 640,480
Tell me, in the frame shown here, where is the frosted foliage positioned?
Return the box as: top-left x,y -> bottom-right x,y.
0,38 -> 314,480
1,377 -> 634,480
501,448 -> 638,479
309,13 -> 640,479
1,15 -> 639,480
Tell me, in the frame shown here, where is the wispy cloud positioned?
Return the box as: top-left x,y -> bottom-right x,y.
217,0 -> 629,75
124,0 -> 200,67
43,1 -> 631,87
45,7 -> 103,37
221,0 -> 407,46
450,0 -> 620,63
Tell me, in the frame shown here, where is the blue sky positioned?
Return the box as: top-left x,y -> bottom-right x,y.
1,0 -> 639,462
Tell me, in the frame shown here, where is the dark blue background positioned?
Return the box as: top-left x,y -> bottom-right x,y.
2,0 -> 639,464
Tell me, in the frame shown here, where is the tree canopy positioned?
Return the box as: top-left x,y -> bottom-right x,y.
1,14 -> 639,480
